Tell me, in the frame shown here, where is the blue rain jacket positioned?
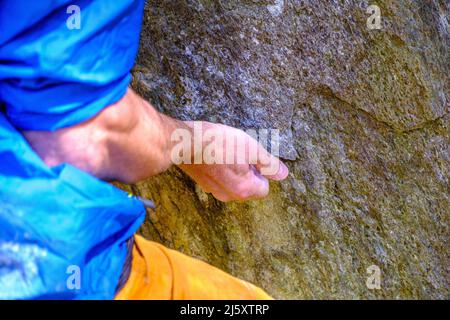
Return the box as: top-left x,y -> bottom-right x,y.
0,0 -> 147,299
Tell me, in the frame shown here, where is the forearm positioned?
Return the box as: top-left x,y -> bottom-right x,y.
23,89 -> 188,183
24,88 -> 288,201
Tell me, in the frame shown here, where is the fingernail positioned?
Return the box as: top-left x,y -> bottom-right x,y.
279,162 -> 288,178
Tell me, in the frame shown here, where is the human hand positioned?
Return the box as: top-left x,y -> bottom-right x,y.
175,121 -> 289,202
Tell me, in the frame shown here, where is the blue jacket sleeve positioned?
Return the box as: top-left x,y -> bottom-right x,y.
0,0 -> 147,300
0,0 -> 145,130
0,113 -> 146,299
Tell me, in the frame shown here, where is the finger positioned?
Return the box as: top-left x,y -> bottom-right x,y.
231,167 -> 269,200
265,160 -> 289,181
197,179 -> 233,202
250,142 -> 289,180
247,166 -> 270,199
211,192 -> 233,202
193,173 -> 234,202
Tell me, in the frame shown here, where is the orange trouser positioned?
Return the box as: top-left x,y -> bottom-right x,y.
115,235 -> 273,300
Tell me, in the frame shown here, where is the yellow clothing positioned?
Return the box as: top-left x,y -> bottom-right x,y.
115,235 -> 272,300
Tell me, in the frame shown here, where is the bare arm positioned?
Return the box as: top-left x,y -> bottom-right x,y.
23,89 -> 288,202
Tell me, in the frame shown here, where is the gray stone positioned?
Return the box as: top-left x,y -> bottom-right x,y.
120,0 -> 449,299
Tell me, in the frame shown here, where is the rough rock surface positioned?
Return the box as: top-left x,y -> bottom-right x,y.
119,0 -> 449,299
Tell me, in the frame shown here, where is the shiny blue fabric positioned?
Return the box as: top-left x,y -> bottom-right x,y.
0,0 -> 144,130
0,0 -> 147,299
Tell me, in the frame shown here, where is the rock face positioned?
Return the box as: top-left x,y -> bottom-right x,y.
121,0 -> 448,299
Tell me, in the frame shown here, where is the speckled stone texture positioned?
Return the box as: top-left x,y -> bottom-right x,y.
120,0 -> 449,299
